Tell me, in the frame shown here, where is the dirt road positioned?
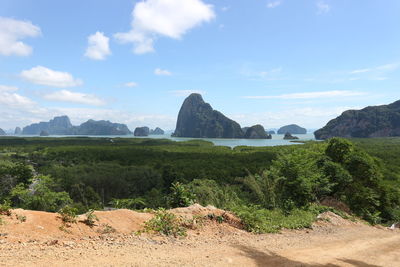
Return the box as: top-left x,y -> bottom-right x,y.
1,208 -> 399,266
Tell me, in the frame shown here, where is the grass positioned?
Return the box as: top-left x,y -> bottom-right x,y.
232,206 -> 319,234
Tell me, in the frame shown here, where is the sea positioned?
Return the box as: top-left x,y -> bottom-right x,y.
7,133 -> 316,148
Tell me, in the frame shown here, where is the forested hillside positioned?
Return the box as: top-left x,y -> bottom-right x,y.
1,137 -> 399,231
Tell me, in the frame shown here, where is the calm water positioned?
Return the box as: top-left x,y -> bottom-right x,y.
11,133 -> 316,148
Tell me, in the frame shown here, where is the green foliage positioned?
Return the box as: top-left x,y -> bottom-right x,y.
82,209 -> 98,227
0,199 -> 12,216
110,198 -> 147,210
187,179 -> 242,209
58,205 -> 78,224
11,175 -> 72,212
325,137 -> 354,163
142,209 -> 186,237
167,182 -> 196,208
232,205 -> 317,233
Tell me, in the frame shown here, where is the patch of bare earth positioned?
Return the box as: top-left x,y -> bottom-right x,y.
1,205 -> 399,267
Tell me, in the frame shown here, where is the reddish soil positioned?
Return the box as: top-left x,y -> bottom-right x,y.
1,205 -> 399,266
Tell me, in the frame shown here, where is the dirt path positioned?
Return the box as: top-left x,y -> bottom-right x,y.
1,208 -> 399,266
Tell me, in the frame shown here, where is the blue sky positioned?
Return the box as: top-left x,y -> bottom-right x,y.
0,0 -> 399,131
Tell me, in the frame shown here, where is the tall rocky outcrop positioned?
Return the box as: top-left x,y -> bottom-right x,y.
0,128 -> 5,135
22,116 -> 132,135
22,115 -> 73,135
75,120 -> 132,135
134,127 -> 150,136
14,127 -> 22,135
150,127 -> 165,135
173,94 -> 244,138
244,125 -> 272,139
315,100 -> 400,139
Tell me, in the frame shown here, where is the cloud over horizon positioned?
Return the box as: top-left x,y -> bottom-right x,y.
20,66 -> 83,87
43,90 -> 106,106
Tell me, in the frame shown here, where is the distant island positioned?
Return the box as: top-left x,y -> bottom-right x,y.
173,93 -> 244,138
0,128 -> 5,136
315,100 -> 400,139
277,124 -> 307,135
134,127 -> 150,136
173,93 -> 271,139
21,116 -> 132,136
150,127 -> 165,135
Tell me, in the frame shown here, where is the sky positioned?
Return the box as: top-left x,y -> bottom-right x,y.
0,0 -> 399,132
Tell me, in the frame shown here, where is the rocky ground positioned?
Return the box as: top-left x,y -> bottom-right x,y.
1,205 -> 399,267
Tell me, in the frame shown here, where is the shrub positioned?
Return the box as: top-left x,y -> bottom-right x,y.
167,182 -> 196,208
0,200 -> 12,216
58,205 -> 78,224
142,209 -> 186,237
232,205 -> 317,233
82,209 -> 98,227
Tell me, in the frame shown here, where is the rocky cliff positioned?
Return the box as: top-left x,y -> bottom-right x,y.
22,116 -> 73,135
22,116 -> 132,136
150,127 -> 165,135
315,100 -> 400,139
173,94 -> 244,138
134,127 -> 150,136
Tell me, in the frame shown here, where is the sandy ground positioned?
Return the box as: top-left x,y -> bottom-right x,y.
1,206 -> 399,267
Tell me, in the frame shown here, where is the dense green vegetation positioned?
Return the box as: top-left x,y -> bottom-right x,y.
0,136 -> 399,232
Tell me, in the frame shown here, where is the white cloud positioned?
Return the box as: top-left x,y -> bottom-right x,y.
267,1 -> 282,8
123,82 -> 138,87
349,62 -> 399,81
0,17 -> 41,56
84,32 -> 111,60
114,0 -> 215,54
0,85 -> 36,109
244,90 -> 366,100
154,68 -> 172,76
316,1 -> 330,14
230,106 -> 361,129
169,89 -> 205,96
43,90 -> 105,106
20,66 -> 83,87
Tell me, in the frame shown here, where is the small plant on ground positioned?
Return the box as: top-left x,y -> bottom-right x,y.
167,182 -> 196,208
58,205 -> 78,225
0,200 -> 12,216
207,213 -> 225,224
82,209 -> 98,227
97,223 -> 116,234
141,209 -> 187,237
59,225 -> 72,234
15,214 -> 27,222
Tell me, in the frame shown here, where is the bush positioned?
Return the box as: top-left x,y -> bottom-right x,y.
232,205 -> 317,233
58,205 -> 78,224
142,209 -> 186,237
0,200 -> 12,216
167,182 -> 196,208
82,209 -> 98,227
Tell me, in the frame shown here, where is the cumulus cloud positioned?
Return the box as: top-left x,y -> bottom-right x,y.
84,32 -> 111,60
154,68 -> 172,76
0,17 -> 41,56
43,90 -> 105,106
123,82 -> 138,87
0,85 -> 36,108
267,1 -> 282,8
316,1 -> 331,14
169,89 -> 205,96
20,66 -> 83,87
244,90 -> 366,100
114,0 -> 215,54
